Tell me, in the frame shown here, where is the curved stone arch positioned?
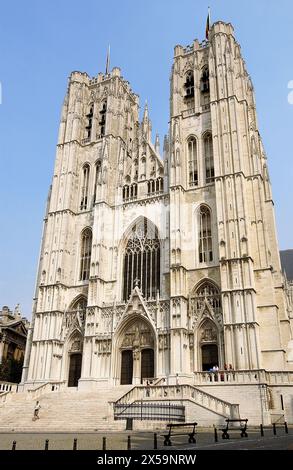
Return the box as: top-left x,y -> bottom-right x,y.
191,277 -> 220,296
195,315 -> 223,371
116,216 -> 162,302
190,279 -> 224,371
62,328 -> 84,387
111,313 -> 157,385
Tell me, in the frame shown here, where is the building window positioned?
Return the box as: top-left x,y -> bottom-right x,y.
85,104 -> 93,139
123,218 -> 160,301
204,133 -> 214,183
188,137 -> 198,186
79,228 -> 92,281
147,177 -> 163,195
80,164 -> 90,211
123,183 -> 137,201
93,161 -> 101,203
99,101 -> 107,137
194,281 -> 221,312
199,205 -> 213,263
200,67 -> 210,93
184,70 -> 194,99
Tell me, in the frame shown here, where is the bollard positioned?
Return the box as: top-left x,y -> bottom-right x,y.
273,423 -> 276,435
260,424 -> 264,437
12,441 -> 16,451
73,438 -> 77,450
284,422 -> 288,434
44,439 -> 49,450
127,435 -> 131,450
102,437 -> 106,450
153,433 -> 158,450
214,427 -> 218,443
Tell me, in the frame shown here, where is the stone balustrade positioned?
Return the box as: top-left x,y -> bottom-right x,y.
115,383 -> 238,419
0,382 -> 17,393
193,370 -> 293,385
28,381 -> 66,399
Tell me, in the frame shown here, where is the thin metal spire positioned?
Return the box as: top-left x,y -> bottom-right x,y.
105,44 -> 110,74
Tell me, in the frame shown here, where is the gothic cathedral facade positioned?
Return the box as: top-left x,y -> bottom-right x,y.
22,21 -> 293,391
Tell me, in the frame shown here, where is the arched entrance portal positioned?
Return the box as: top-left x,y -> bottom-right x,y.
68,353 -> 82,387
118,319 -> 155,385
67,333 -> 83,387
199,318 -> 220,371
201,344 -> 218,371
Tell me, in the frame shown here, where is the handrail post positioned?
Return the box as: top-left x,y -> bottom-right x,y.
260,424 -> 264,436
284,422 -> 288,434
154,433 -> 158,449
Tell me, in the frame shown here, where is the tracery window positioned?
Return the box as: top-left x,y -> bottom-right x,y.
204,133 -> 214,183
93,161 -> 102,203
85,104 -> 93,139
99,100 -> 107,137
198,205 -> 213,263
79,228 -> 92,281
66,297 -> 87,329
189,281 -> 221,322
80,164 -> 90,211
123,218 -> 160,301
200,67 -> 210,93
194,282 -> 221,313
188,137 -> 198,186
184,70 -> 194,98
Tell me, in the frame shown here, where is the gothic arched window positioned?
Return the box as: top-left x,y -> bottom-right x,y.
123,218 -> 160,301
188,137 -> 198,186
194,281 -> 221,313
198,205 -> 213,263
184,70 -> 194,98
99,100 -> 107,137
200,67 -> 210,93
79,228 -> 92,281
93,161 -> 102,203
80,164 -> 90,211
85,104 -> 93,139
204,133 -> 214,183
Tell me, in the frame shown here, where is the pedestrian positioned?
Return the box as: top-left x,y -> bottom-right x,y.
33,400 -> 41,420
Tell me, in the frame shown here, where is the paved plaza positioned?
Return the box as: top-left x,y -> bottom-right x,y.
0,428 -> 292,451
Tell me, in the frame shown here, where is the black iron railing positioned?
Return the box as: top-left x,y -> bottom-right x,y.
114,401 -> 185,422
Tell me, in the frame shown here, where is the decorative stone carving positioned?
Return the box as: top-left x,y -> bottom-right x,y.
120,320 -> 154,349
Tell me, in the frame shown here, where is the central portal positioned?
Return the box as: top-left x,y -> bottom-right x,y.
118,318 -> 155,385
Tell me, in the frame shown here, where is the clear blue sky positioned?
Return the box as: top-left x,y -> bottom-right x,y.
0,0 -> 292,317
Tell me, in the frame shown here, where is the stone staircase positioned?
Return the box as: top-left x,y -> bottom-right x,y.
0,385 -> 132,432
114,384 -> 240,425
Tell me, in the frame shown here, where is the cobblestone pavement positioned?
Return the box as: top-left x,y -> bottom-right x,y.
0,428 -> 292,450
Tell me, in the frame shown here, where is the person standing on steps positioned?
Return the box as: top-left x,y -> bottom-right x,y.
33,400 -> 41,420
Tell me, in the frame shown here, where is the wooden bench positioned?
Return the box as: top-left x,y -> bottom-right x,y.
162,422 -> 197,446
220,418 -> 248,439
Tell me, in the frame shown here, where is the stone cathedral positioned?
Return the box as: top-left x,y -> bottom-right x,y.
12,20 -> 293,428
